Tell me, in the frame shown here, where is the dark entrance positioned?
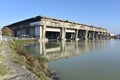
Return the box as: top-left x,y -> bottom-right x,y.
46,31 -> 60,40
66,32 -> 75,40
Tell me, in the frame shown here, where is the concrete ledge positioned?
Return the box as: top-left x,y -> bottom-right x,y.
75,38 -> 79,41
60,38 -> 66,41
39,39 -> 48,42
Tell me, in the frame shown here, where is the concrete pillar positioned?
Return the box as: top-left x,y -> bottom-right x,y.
92,31 -> 95,40
102,32 -> 105,39
39,25 -> 48,41
106,33 -> 110,39
101,32 -> 104,39
104,33 -> 106,39
103,32 -> 108,39
88,31 -> 90,39
105,32 -> 109,39
95,32 -> 99,40
100,32 -> 102,39
85,30 -> 88,40
88,31 -> 93,39
60,28 -> 66,40
100,32 -> 103,39
75,29 -> 79,40
42,25 -> 46,39
98,32 -> 101,39
70,34 -> 74,40
39,26 -> 42,39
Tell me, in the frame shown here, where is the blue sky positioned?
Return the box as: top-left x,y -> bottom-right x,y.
0,0 -> 120,34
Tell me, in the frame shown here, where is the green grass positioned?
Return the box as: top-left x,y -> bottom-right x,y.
0,43 -> 6,76
0,64 -> 6,76
0,42 -> 2,47
15,39 -> 38,45
35,56 -> 48,63
0,55 -> 2,61
8,41 -> 49,80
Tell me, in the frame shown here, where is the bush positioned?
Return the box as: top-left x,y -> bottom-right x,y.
35,56 -> 48,63
2,27 -> 13,36
14,46 -> 29,59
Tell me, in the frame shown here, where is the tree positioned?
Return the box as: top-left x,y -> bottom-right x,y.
2,27 -> 13,36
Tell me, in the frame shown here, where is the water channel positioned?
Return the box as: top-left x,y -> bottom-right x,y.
22,40 -> 120,80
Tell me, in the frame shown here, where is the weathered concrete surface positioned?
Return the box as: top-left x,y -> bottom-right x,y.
6,16 -> 108,41
0,41 -> 40,80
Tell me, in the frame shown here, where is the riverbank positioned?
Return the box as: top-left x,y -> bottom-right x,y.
0,40 -> 53,80
14,39 -> 38,45
0,41 -> 41,80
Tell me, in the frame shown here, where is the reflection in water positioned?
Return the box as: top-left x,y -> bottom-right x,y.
45,40 -> 108,61
23,40 -> 108,61
22,40 -> 120,80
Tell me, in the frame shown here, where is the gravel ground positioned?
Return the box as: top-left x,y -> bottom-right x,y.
0,41 -> 40,80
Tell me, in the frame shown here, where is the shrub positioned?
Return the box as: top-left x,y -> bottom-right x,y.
2,27 -> 13,36
35,56 -> 48,63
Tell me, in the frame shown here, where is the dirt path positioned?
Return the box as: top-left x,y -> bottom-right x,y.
0,41 -> 40,80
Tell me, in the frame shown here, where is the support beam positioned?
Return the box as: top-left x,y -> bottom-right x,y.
60,28 -> 66,41
103,32 -> 107,39
100,32 -> 104,39
85,30 -> 88,40
39,25 -> 48,41
95,32 -> 99,40
42,25 -> 46,39
88,31 -> 93,39
40,26 -> 42,39
105,32 -> 109,39
92,31 -> 95,40
75,29 -> 79,40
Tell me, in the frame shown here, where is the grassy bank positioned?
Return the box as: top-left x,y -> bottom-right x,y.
14,39 -> 38,45
0,54 -> 6,76
0,42 -> 7,77
0,64 -> 6,76
8,41 -> 52,80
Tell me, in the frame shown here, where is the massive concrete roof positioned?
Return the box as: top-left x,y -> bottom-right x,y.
5,15 -> 107,31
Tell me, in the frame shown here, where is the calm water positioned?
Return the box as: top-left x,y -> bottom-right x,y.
23,40 -> 120,80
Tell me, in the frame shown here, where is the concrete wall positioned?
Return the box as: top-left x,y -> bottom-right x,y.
6,16 -> 108,40
39,16 -> 108,41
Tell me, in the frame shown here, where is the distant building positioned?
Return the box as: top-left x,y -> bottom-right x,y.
5,15 -> 108,41
116,34 -> 120,39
